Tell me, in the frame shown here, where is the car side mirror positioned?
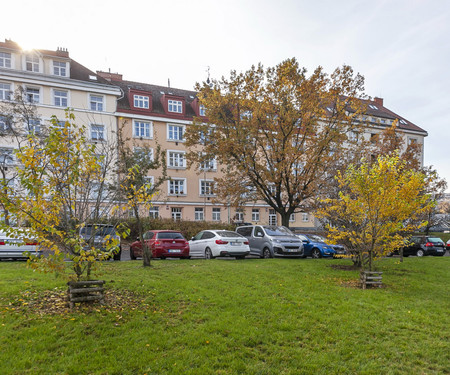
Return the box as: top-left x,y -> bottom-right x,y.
191,237 -> 195,241
302,240 -> 309,244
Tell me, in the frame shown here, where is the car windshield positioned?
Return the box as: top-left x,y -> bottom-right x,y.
157,232 -> 184,240
216,231 -> 243,238
309,234 -> 326,242
80,226 -> 116,236
428,237 -> 443,243
263,226 -> 293,236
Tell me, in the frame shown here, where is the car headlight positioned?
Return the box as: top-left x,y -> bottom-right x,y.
271,238 -> 281,243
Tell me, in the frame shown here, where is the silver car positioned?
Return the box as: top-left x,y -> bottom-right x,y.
0,231 -> 42,260
235,225 -> 304,258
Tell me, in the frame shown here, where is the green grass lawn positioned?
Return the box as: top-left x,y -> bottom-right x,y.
0,257 -> 449,375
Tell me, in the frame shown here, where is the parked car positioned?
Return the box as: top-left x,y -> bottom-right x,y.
0,230 -> 42,260
189,230 -> 250,259
79,224 -> 122,261
235,225 -> 304,258
400,236 -> 446,257
446,239 -> 450,251
129,230 -> 190,260
296,234 -> 337,258
311,235 -> 347,257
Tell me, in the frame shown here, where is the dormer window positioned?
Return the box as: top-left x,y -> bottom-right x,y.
53,61 -> 67,76
0,52 -> 11,68
134,94 -> 149,109
368,104 -> 378,110
25,54 -> 40,72
168,100 -> 183,113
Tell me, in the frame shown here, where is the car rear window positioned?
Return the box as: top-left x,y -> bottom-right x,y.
428,237 -> 443,243
157,232 -> 185,240
216,231 -> 243,238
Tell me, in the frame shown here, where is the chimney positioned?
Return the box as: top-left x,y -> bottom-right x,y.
96,70 -> 123,82
56,47 -> 69,58
374,97 -> 384,107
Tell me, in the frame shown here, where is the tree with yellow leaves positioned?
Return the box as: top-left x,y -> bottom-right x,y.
316,154 -> 435,270
186,58 -> 367,227
0,111 -> 121,280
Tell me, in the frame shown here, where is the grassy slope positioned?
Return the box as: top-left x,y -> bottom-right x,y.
0,257 -> 449,375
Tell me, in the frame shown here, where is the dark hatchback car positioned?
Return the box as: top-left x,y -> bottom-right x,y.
129,230 -> 190,260
399,236 -> 446,257
296,233 -> 338,258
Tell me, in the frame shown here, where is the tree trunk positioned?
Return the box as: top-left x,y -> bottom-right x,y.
281,213 -> 290,228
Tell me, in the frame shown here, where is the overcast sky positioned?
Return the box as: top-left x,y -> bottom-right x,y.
4,0 -> 450,191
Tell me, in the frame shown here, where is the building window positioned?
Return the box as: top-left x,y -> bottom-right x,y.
90,95 -> 104,111
0,147 -> 15,165
53,90 -> 68,107
348,131 -> 358,142
149,206 -> 159,219
28,118 -> 41,134
53,61 -> 67,76
0,116 -> 11,133
370,133 -> 378,143
167,124 -> 184,141
302,213 -> 309,222
25,54 -> 40,72
0,52 -> 11,68
269,209 -> 277,225
143,176 -> 154,193
195,207 -> 204,221
199,104 -> 206,116
134,120 -> 152,138
26,87 -> 40,103
169,179 -> 186,195
171,207 -> 182,221
168,151 -> 186,168
0,83 -> 11,101
252,209 -> 260,222
212,208 -> 221,221
133,95 -> 149,109
200,180 -> 214,196
134,147 -> 154,163
90,124 -> 105,141
168,100 -> 182,113
408,137 -> 418,145
290,213 -> 295,222
200,157 -> 217,171
235,209 -> 244,223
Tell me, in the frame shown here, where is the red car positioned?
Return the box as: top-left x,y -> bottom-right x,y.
129,230 -> 190,260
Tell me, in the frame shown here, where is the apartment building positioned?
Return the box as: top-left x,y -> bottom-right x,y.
0,40 -> 428,229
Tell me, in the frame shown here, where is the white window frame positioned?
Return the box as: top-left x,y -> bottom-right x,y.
28,118 -> 41,134
133,120 -> 153,139
134,147 -> 154,163
0,52 -> 12,68
200,179 -> 215,196
90,124 -> 105,141
0,147 -> 15,165
25,86 -> 41,103
0,116 -> 11,132
0,82 -> 11,101
53,89 -> 68,107
167,150 -> 186,169
252,208 -> 260,222
168,99 -> 183,113
289,213 -> 296,222
133,95 -> 149,109
171,207 -> 182,221
235,210 -> 244,223
89,94 -> 104,111
149,206 -> 159,219
200,155 -> 217,171
269,209 -> 277,226
302,213 -> 309,222
25,54 -> 40,72
212,208 -> 221,222
53,61 -> 67,77
168,178 -> 186,196
167,124 -> 185,141
194,207 -> 204,221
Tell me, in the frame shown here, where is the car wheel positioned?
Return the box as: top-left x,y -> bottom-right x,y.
416,249 -> 424,257
311,248 -> 321,259
130,247 -> 136,260
160,256 -> 166,260
113,247 -> 122,261
262,247 -> 272,259
205,248 -> 214,259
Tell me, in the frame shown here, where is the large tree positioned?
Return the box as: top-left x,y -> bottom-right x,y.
186,58 -> 367,227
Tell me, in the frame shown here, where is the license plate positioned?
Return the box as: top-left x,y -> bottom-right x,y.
230,242 -> 240,246
287,249 -> 298,252
168,249 -> 181,253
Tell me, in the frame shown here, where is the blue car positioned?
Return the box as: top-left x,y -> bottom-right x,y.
296,233 -> 337,258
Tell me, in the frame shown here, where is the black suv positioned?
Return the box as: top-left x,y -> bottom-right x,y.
401,236 -> 446,257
